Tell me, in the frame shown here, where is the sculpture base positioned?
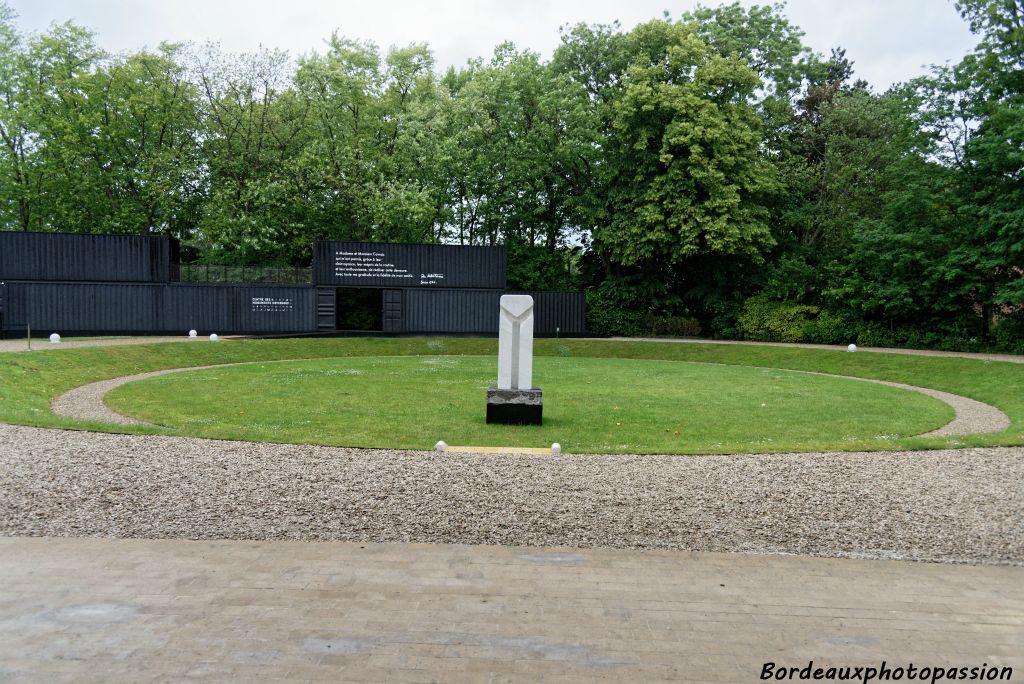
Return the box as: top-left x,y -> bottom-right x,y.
486,386 -> 543,425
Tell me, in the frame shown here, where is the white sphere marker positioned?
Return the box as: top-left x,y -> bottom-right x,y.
847,343 -> 857,353
49,333 -> 61,344
435,440 -> 447,452
209,333 -> 219,342
188,329 -> 197,338
551,442 -> 561,455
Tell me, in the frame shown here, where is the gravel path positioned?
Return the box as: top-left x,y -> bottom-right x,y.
606,336 -> 1024,363
0,336 -> 219,353
50,367 -> 220,426
49,364 -> 1011,436
2,333 -> 1022,364
1,423 -> 1020,565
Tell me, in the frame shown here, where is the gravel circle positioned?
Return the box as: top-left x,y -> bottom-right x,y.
49,364 -> 1011,436
1,423 -> 1020,566
50,367 -> 221,426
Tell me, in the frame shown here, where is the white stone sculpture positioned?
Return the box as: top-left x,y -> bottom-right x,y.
497,294 -> 534,390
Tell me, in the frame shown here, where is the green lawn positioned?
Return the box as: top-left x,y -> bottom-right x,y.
0,336 -> 1021,454
105,355 -> 951,454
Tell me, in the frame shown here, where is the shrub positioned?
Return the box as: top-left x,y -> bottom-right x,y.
993,312 -> 1024,355
646,315 -> 702,338
737,296 -> 819,342
803,310 -> 855,345
585,282 -> 649,337
854,322 -> 986,352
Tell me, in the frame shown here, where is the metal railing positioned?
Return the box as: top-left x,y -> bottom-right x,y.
172,264 -> 312,284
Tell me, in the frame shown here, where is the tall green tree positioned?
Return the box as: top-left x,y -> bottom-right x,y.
191,44 -> 309,262
555,18 -> 778,317
818,89 -> 966,326
912,0 -> 1024,335
951,0 -> 1024,308
89,45 -> 202,236
19,21 -> 106,232
0,2 -> 35,231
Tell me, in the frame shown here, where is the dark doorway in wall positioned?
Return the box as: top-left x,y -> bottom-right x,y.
336,288 -> 382,331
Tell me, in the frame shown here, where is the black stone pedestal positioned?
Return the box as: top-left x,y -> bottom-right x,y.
486,386 -> 543,425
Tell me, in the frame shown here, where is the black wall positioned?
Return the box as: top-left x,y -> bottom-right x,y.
0,282 -> 584,337
313,241 -> 506,289
0,233 -> 585,337
1,282 -> 315,334
0,232 -> 177,283
400,288 -> 585,335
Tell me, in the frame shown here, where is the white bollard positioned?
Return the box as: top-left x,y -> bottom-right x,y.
209,333 -> 219,342
435,440 -> 448,452
49,333 -> 61,344
551,442 -> 561,455
188,329 -> 197,338
847,343 -> 858,352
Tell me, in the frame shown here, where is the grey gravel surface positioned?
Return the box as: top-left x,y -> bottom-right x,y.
913,385 -> 1010,436
50,367 -> 220,426
1,424 -> 1020,565
607,336 -> 1024,363
0,336 -> 218,353
3,334 -> 1023,364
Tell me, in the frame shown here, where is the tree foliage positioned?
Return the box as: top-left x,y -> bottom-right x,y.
0,1 -> 1020,350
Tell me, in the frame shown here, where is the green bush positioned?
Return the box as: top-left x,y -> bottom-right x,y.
585,282 -> 649,337
737,296 -> 819,342
646,315 -> 702,337
993,313 -> 1024,355
854,322 -> 986,352
803,310 -> 855,345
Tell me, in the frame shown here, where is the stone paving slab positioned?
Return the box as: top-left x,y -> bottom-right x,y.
0,537 -> 1021,683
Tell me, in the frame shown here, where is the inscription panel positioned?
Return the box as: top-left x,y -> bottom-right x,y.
314,241 -> 506,289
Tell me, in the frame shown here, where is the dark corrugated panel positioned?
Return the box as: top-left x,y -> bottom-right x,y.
314,241 -> 506,289
162,284 -> 233,332
232,286 -> 316,332
316,287 -> 336,330
163,284 -> 315,333
399,289 -> 585,335
382,289 -> 402,333
0,232 -> 177,283
0,282 -> 7,336
0,282 -> 582,336
514,291 -> 587,335
401,288 -> 502,334
0,282 -> 317,334
6,282 -> 161,332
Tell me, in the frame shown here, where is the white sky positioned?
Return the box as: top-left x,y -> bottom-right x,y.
9,0 -> 978,89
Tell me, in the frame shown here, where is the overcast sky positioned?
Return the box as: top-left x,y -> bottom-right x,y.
9,0 -> 978,90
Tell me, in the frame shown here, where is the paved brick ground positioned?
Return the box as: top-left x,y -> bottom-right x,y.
0,538 -> 1020,683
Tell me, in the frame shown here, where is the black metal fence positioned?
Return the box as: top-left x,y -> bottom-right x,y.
172,264 -> 312,284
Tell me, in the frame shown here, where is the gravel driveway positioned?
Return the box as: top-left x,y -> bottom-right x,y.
1,423 -> 1020,565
